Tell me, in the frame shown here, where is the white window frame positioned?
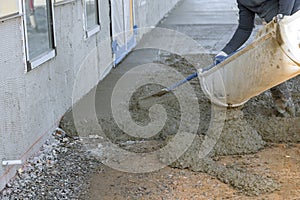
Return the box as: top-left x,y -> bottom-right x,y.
54,0 -> 76,6
23,0 -> 57,71
83,0 -> 101,38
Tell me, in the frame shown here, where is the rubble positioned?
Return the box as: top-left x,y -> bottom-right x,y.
0,129 -> 101,200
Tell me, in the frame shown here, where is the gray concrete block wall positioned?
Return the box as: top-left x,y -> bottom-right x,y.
0,0 -> 113,190
135,0 -> 180,27
0,17 -> 29,188
0,0 -> 180,190
134,0 -> 180,41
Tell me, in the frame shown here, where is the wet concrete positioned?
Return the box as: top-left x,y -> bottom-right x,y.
60,51 -> 279,195
60,0 -> 300,196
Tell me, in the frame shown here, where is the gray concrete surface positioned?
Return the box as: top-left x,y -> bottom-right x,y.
89,0 -> 241,118
158,0 -> 239,53
61,0 -> 247,142
62,0 -> 243,136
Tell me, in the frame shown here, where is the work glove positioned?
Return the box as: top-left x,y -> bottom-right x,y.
214,51 -> 228,65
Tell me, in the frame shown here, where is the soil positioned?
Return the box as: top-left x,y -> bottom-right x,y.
60,50 -> 300,199
86,143 -> 300,200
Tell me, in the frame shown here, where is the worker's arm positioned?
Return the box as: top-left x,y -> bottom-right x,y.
279,0 -> 296,15
221,3 -> 255,55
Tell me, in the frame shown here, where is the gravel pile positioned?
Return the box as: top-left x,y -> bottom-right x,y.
0,128 -> 101,200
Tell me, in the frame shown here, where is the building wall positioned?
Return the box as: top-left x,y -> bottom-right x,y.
0,0 -> 180,190
134,0 -> 180,40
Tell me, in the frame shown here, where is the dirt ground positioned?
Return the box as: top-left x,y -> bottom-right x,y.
61,50 -> 300,199
85,143 -> 300,200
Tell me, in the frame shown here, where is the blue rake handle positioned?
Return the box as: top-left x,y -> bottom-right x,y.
164,64 -> 215,92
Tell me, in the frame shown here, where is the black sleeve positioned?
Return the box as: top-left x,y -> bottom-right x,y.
222,3 -> 255,54
279,0 -> 296,15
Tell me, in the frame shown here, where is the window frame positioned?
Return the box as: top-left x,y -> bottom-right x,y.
54,0 -> 76,6
83,0 -> 101,38
23,0 -> 57,71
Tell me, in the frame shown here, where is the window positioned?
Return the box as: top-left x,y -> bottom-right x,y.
24,0 -> 56,71
83,0 -> 100,38
0,0 -> 21,19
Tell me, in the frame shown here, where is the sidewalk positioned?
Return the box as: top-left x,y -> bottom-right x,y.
158,0 -> 239,53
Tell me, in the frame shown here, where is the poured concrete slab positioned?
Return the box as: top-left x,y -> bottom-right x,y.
157,0 -> 239,53
161,0 -> 238,25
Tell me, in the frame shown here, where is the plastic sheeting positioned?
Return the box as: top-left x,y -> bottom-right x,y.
111,0 -> 136,65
